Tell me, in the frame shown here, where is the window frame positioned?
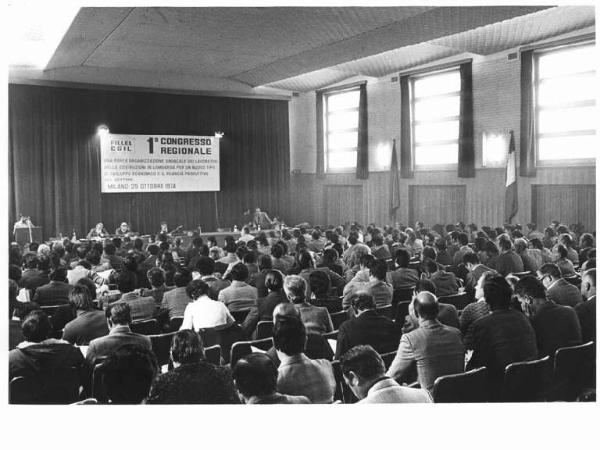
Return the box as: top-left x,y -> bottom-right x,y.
322,85 -> 361,173
533,40 -> 596,167
410,66 -> 461,171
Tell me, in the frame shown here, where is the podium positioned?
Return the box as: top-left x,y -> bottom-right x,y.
15,227 -> 43,247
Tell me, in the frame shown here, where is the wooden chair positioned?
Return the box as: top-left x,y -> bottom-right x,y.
230,309 -> 251,324
380,351 -> 397,370
330,310 -> 350,331
198,324 -> 245,364
432,367 -> 488,403
503,356 -> 552,402
255,321 -> 274,339
230,337 -> 274,367
169,316 -> 183,331
394,301 -> 411,324
438,292 -> 470,310
204,344 -> 222,366
130,318 -> 160,335
149,331 -> 177,366
377,304 -> 394,320
551,341 -> 595,401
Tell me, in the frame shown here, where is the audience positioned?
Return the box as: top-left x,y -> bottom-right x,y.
140,267 -> 171,305
576,269 -> 596,344
341,345 -> 431,403
160,268 -> 193,320
538,263 -> 582,307
111,270 -> 157,321
32,266 -> 72,306
218,262 -> 258,311
180,279 -> 235,331
285,275 -> 333,334
233,352 -> 311,404
62,284 -> 109,345
386,249 -> 419,290
459,270 -> 495,349
422,258 -> 459,297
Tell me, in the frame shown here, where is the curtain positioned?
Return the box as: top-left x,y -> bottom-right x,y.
520,49 -> 537,177
9,84 -> 290,239
458,62 -> 475,178
356,83 -> 369,179
399,75 -> 413,178
315,92 -> 325,179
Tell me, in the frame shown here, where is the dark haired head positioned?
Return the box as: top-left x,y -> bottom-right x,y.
232,353 -> 278,398
483,274 -> 512,310
370,259 -> 387,280
394,249 -> 411,268
340,345 -> 385,381
170,329 -> 205,364
273,315 -> 306,355
116,270 -> 138,293
147,267 -> 166,287
76,278 -> 97,300
173,268 -> 193,288
264,270 -> 284,292
69,284 -> 94,310
21,310 -> 51,342
257,254 -> 272,270
102,344 -> 158,404
106,302 -> 132,325
463,252 -> 479,265
539,263 -> 561,279
271,243 -> 284,259
351,292 -> 376,312
515,275 -> 546,300
195,256 -> 216,276
415,279 -> 436,295
49,265 -> 68,282
309,270 -> 330,296
186,279 -> 210,300
230,263 -> 249,282
297,250 -> 314,270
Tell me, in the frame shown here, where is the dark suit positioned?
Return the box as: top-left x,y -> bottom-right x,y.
62,309 -> 110,346
335,310 -> 402,360
116,292 -> 157,321
575,296 -> 596,344
257,290 -> 288,320
19,269 -> 49,292
468,309 -> 537,400
32,281 -> 73,306
86,325 -> 151,365
531,301 -> 582,358
547,278 -> 583,308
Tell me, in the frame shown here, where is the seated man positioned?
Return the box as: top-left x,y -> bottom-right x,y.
336,293 -> 401,360
98,241 -> 124,272
19,253 -> 49,292
147,330 -> 239,404
160,268 -> 193,320
233,352 -> 311,404
62,284 -> 109,345
180,280 -> 235,332
218,262 -> 258,312
386,291 -> 464,392
463,252 -> 492,301
538,263 -> 583,308
364,259 -> 393,308
274,315 -> 336,403
386,249 -> 419,291
140,267 -> 172,305
67,260 -> 104,286
101,344 -> 159,404
576,269 -> 596,344
342,253 -> 375,310
32,265 -> 72,306
467,274 -> 538,401
194,256 -> 230,300
514,275 -> 582,358
422,258 -> 459,297
9,310 -> 89,403
285,275 -> 333,335
86,302 -> 152,366
341,345 -> 431,404
112,271 -> 157,321
240,269 -> 288,337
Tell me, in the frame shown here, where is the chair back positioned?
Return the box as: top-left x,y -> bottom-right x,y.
256,321 -> 274,339
552,341 -> 595,401
92,359 -> 109,404
380,351 -> 397,370
230,337 -> 273,367
149,332 -> 177,366
438,292 -> 470,310
433,367 -> 488,403
377,305 -> 394,320
130,318 -> 160,335
330,310 -> 350,331
9,365 -> 80,405
394,301 -> 412,324
392,288 -> 414,308
230,309 -> 251,323
199,324 -> 245,364
169,316 -> 183,332
204,344 -> 222,366
504,356 -> 552,402
9,376 -> 41,404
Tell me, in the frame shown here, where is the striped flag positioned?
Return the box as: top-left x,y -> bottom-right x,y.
389,139 -> 400,220
505,130 -> 518,223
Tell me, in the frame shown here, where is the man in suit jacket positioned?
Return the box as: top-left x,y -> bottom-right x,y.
576,269 -> 596,344
423,258 -> 459,297
194,256 -> 231,300
113,271 -> 157,321
467,274 -> 538,401
387,291 -> 464,392
495,234 -> 524,276
342,345 -> 431,403
161,269 -> 193,320
32,266 -> 73,306
86,302 -> 151,366
336,293 -> 402,360
539,263 -> 583,307
62,284 -> 109,346
514,276 -> 582,358
19,254 -> 49,292
274,315 -> 335,403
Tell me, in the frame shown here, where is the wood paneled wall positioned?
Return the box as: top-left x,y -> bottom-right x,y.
532,185 -> 596,232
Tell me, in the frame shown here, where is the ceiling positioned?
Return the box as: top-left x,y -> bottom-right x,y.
8,5 -> 596,96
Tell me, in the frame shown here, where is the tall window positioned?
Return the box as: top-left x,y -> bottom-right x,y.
324,88 -> 360,171
535,42 -> 596,163
411,68 -> 461,168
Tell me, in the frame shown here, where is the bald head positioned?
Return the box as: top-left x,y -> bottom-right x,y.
413,291 -> 439,321
272,302 -> 298,322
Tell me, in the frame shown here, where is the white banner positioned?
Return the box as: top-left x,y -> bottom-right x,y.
100,133 -> 220,193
